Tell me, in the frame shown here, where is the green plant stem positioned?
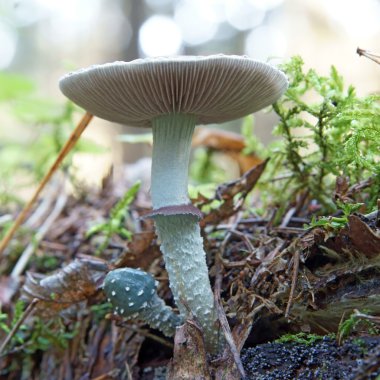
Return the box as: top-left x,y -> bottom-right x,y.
0,299 -> 39,354
315,103 -> 328,193
272,103 -> 304,181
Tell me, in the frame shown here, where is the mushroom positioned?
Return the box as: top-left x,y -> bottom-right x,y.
104,268 -> 182,337
59,55 -> 288,352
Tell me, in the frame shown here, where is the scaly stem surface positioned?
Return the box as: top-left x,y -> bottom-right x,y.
151,113 -> 220,352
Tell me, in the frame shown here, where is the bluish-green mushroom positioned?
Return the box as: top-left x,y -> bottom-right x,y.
104,268 -> 182,337
59,55 -> 288,352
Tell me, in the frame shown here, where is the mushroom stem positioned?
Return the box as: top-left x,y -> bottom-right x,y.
151,113 -> 220,352
151,113 -> 196,208
138,293 -> 183,337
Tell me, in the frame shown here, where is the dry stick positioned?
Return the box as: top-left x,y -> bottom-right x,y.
0,112 -> 93,258
285,247 -> 300,318
0,298 -> 39,355
353,309 -> 380,324
25,186 -> 57,228
214,257 -> 246,379
11,190 -> 68,278
357,47 -> 380,65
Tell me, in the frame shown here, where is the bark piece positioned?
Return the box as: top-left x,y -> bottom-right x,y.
167,320 -> 211,380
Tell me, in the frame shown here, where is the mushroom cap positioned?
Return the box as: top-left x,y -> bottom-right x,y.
104,268 -> 156,317
59,55 -> 288,128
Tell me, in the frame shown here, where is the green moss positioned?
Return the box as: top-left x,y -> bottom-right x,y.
242,56 -> 380,215
86,181 -> 140,254
275,332 -> 332,345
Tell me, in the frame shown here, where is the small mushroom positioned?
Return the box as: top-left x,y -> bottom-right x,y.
104,268 -> 182,337
60,55 -> 288,352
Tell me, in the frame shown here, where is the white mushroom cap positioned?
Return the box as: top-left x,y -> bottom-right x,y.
59,55 -> 288,128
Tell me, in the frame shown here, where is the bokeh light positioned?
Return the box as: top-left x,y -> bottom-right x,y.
35,0 -> 102,45
249,0 -> 285,11
139,15 -> 182,56
322,0 -> 380,38
245,25 -> 287,61
2,0 -> 47,27
174,0 -> 219,45
225,0 -> 265,31
0,23 -> 17,69
145,0 -> 173,11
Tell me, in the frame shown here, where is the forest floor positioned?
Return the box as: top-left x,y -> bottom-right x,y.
0,162 -> 379,380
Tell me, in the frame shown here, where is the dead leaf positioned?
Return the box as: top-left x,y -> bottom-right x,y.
22,258 -> 108,316
334,176 -> 350,202
193,128 -> 246,151
197,160 -> 268,227
305,215 -> 380,263
234,152 -> 263,175
193,128 -> 263,175
114,231 -> 159,269
344,215 -> 380,258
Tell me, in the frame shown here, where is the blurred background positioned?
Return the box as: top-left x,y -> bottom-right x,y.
0,0 -> 379,193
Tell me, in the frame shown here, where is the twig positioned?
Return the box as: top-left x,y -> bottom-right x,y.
214,257 -> 246,379
285,247 -> 300,318
24,186 -> 56,228
91,369 -> 122,380
0,112 -> 93,258
274,226 -> 305,234
280,207 -> 296,228
11,190 -> 68,278
357,47 -> 380,65
353,309 -> 380,324
87,321 -> 107,377
0,298 -> 39,354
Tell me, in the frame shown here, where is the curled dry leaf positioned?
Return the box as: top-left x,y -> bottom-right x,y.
192,128 -> 246,151
114,231 -> 158,269
302,214 -> 380,263
22,258 -> 108,317
343,215 -> 380,258
196,159 -> 268,228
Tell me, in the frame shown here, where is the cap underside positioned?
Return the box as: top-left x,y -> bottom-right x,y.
59,55 -> 288,127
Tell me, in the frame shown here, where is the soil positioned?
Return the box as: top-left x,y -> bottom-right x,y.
140,336 -> 380,380
241,336 -> 380,380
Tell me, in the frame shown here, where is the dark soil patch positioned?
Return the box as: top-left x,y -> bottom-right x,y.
140,336 -> 380,379
241,336 -> 380,380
